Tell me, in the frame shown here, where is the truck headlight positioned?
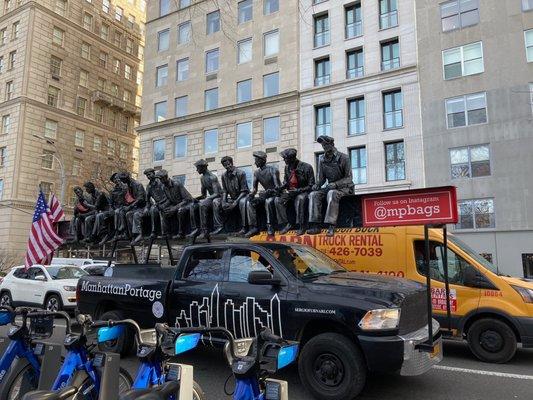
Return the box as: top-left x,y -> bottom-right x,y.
63,286 -> 76,292
511,286 -> 533,303
358,308 -> 401,331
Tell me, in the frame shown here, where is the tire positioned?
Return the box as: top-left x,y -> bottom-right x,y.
192,381 -> 206,400
73,367 -> 133,400
44,294 -> 62,312
0,291 -> 12,307
298,333 -> 366,400
0,359 -> 39,400
98,310 -> 135,356
467,318 -> 517,363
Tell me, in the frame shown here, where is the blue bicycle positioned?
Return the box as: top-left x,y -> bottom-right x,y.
22,314 -> 133,400
0,306 -> 64,399
162,326 -> 299,400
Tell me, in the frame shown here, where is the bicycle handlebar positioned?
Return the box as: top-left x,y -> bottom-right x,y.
105,319 -> 143,344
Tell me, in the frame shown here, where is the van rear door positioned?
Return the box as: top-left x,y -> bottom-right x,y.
409,239 -> 482,330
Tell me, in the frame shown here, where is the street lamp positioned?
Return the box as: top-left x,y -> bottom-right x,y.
32,134 -> 66,205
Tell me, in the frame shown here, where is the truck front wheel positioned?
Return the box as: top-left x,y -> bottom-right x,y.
467,318 -> 517,363
98,310 -> 135,356
298,332 -> 366,400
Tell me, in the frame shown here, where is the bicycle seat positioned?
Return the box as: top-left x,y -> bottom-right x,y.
22,386 -> 78,400
119,388 -> 155,400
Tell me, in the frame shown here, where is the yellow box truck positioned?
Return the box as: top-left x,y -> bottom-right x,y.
254,226 -> 533,363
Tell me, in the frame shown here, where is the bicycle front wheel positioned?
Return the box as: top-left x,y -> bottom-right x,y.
192,381 -> 206,400
73,367 -> 133,400
1,359 -> 40,400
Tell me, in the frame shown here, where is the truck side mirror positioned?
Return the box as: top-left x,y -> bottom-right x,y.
248,270 -> 282,286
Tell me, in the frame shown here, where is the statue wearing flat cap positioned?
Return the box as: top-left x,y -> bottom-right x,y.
275,148 -> 315,235
308,135 -> 354,236
114,172 -> 146,241
70,186 -> 95,243
189,159 -> 222,240
80,181 -> 106,243
131,168 -> 161,245
245,151 -> 281,237
212,156 -> 249,235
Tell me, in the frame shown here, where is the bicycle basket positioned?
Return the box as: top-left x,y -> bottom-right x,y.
29,314 -> 54,339
0,310 -> 13,326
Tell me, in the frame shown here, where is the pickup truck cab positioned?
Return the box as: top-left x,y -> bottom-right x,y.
77,242 -> 441,400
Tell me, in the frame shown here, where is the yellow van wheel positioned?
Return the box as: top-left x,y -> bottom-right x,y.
467,318 -> 517,363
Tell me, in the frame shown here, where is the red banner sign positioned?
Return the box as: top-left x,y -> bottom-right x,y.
362,186 -> 458,227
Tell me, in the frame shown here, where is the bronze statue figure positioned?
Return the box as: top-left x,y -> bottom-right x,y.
212,156 -> 249,235
275,148 -> 315,236
114,172 -> 146,241
245,151 -> 281,237
130,168 -> 159,245
189,159 -> 222,240
70,186 -> 96,243
308,135 -> 354,236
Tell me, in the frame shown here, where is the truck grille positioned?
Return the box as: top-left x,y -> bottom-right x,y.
399,291 -> 428,334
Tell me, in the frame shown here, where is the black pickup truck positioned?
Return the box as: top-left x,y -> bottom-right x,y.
77,241 -> 442,400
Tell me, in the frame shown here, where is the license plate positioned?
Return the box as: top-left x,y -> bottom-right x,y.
430,342 -> 441,358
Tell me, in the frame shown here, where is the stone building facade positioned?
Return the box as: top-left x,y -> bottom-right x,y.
0,0 -> 145,258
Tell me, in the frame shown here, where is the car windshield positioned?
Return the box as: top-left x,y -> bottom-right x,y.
263,243 -> 346,279
47,266 -> 88,280
448,235 -> 499,275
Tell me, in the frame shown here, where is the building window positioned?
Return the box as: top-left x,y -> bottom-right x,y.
81,42 -> 91,60
5,81 -> 13,100
530,83 -> 533,115
179,0 -> 191,8
154,101 -> 167,122
153,139 -> 165,162
345,3 -> 362,39
93,136 -> 102,151
111,83 -> 119,97
158,29 -> 169,51
457,199 -> 495,229
381,39 -> 400,71
237,121 -> 252,148
115,6 -> 123,21
314,14 -> 330,47
263,30 -> 279,57
207,10 -> 220,35
263,72 -> 279,97
446,92 -> 487,128
83,12 -> 93,30
79,69 -> 89,87
160,0 -> 170,17
347,48 -> 364,78
348,97 -> 365,135
206,49 -> 219,73
55,0 -> 67,16
1,115 -> 9,134
99,51 -> 108,68
74,129 -> 85,147
72,159 -> 82,176
44,119 -> 57,139
238,39 -> 252,64
524,0 -> 533,11
11,21 -> 19,39
76,97 -> 86,116
52,27 -> 64,46
385,141 -> 405,181
50,56 -> 62,77
205,88 -> 219,111
315,104 -> 331,138
119,143 -> 127,159
125,38 -> 133,54
526,30 -> 533,62
383,90 -> 403,129
107,139 -> 116,155
263,116 -> 280,144
156,64 -> 168,87
102,0 -> 110,13
450,144 -> 490,179
238,0 -> 253,24
315,57 -> 330,86
176,58 -> 189,81
174,135 -> 187,158
0,29 -> 5,45
8,50 -> 15,69
41,150 -> 54,170
100,24 -> 109,40
94,105 -> 104,123
237,79 -> 252,103
443,42 -> 484,79
125,64 -> 132,80
0,146 -> 5,168
175,96 -> 188,117
173,175 -> 186,185
0,56 -> 3,73
97,77 -> 106,91
441,0 -> 479,32
264,0 -> 279,15
204,129 -> 218,154
522,254 -> 533,279
113,58 -> 121,74
350,147 -> 367,184
178,21 -> 191,44
379,0 -> 398,29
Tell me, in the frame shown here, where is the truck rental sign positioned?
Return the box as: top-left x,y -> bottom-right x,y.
362,186 -> 458,227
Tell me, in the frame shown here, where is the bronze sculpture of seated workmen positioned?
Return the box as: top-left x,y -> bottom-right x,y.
70,186 -> 96,243
130,168 -> 161,245
114,172 -> 146,241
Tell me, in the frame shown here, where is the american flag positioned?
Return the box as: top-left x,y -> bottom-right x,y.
24,191 -> 64,269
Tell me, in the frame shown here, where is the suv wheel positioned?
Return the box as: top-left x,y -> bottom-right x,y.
0,292 -> 11,307
45,294 -> 62,312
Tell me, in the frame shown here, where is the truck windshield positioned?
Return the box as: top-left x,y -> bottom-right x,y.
47,266 -> 88,280
263,243 -> 346,279
448,235 -> 499,275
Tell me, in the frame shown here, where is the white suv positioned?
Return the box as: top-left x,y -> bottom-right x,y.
0,265 -> 88,311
